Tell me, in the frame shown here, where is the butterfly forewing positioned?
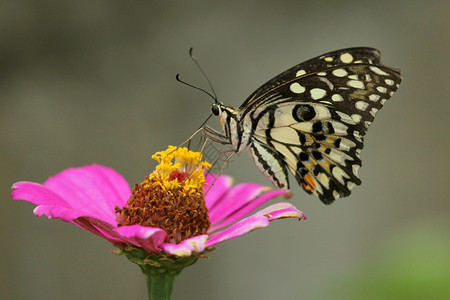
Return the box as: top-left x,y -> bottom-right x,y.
240,49 -> 401,204
241,47 -> 384,111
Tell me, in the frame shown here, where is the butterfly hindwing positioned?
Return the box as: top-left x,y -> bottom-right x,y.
251,100 -> 363,203
248,139 -> 290,189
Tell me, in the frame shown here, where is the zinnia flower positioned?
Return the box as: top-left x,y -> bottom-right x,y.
11,146 -> 305,299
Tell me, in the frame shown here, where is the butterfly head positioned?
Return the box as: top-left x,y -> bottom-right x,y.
211,103 -> 221,116
211,102 -> 238,130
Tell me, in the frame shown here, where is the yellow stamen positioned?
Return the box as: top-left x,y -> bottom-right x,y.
116,146 -> 212,244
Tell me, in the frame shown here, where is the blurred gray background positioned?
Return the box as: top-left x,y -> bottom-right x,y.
2,1 -> 449,299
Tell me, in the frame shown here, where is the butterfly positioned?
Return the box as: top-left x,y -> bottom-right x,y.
201,47 -> 401,204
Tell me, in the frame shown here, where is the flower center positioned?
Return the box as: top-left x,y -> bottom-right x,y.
115,146 -> 211,245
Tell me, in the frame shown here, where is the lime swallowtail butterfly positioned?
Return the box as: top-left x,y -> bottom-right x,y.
195,47 -> 401,204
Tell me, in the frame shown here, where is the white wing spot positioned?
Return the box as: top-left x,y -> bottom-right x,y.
332,69 -> 347,77
355,101 -> 369,111
328,149 -> 350,165
353,130 -> 362,142
364,121 -> 371,128
385,79 -> 395,86
310,88 -> 327,100
329,121 -> 348,135
314,105 -> 332,119
370,66 -> 389,76
348,74 -> 359,80
377,86 -> 388,93
290,82 -> 306,94
318,72 -> 327,76
319,77 -> 334,89
338,138 -> 356,151
333,190 -> 340,199
352,164 -> 360,175
296,69 -> 306,77
336,111 -> 356,125
351,114 -> 362,123
331,94 -> 344,102
340,53 -> 353,63
365,74 -> 372,82
380,99 -> 387,105
370,107 -> 378,117
369,94 -> 380,101
324,56 -> 333,62
316,173 -> 330,189
332,167 -> 349,185
347,80 -> 364,89
347,181 -> 356,190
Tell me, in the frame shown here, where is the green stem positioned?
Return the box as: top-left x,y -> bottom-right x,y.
140,265 -> 179,300
114,247 -> 199,300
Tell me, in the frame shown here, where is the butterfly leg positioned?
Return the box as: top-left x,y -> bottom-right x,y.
178,127 -> 205,150
201,124 -> 236,172
204,150 -> 236,195
185,126 -> 230,162
202,125 -> 231,145
179,125 -> 231,152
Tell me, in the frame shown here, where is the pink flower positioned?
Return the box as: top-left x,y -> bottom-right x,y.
11,147 -> 305,258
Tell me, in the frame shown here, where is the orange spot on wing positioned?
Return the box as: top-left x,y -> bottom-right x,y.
302,173 -> 316,192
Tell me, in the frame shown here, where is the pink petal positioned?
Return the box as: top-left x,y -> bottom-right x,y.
161,235 -> 208,257
253,202 -> 306,220
12,165 -> 130,225
207,183 -> 267,225
207,181 -> 292,229
205,215 -> 270,247
209,189 -> 291,233
43,164 -> 130,224
114,225 -> 167,253
204,173 -> 233,210
205,202 -> 305,248
12,182 -> 80,221
73,217 -> 127,246
264,207 -> 306,220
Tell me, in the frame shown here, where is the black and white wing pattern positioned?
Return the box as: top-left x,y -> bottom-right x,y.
208,47 -> 401,204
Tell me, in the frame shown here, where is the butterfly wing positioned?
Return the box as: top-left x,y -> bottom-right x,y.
241,53 -> 401,204
247,139 -> 290,190
241,47 -> 385,111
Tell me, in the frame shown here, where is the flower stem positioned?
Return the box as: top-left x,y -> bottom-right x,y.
140,265 -> 179,300
115,247 -> 199,300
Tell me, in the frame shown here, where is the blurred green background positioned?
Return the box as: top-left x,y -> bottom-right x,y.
2,1 -> 449,299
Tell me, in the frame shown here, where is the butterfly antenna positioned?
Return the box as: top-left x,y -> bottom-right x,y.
177,47 -> 219,148
188,47 -> 218,103
175,71 -> 216,149
176,74 -> 217,102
